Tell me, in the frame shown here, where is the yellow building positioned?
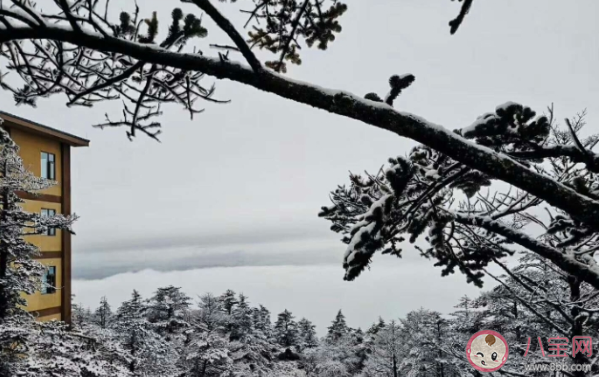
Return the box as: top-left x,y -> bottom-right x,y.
0,111 -> 89,324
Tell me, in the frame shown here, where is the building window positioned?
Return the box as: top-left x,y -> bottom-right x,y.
41,208 -> 56,236
41,152 -> 55,180
41,266 -> 56,295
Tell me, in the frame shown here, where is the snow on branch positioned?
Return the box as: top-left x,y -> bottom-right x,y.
322,109 -> 599,290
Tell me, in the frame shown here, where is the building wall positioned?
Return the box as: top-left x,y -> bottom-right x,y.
24,258 -> 63,311
10,128 -> 62,197
9,128 -> 65,321
20,200 -> 63,252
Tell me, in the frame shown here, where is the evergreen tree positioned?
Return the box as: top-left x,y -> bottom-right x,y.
274,309 -> 299,348
113,290 -> 177,375
179,333 -> 232,377
363,320 -> 402,377
230,293 -> 253,340
196,293 -> 225,333
94,296 -> 112,329
366,317 -> 386,336
219,289 -> 238,316
71,294 -> 93,330
327,310 -> 349,342
146,285 -> 191,336
298,318 -> 318,350
252,304 -> 272,338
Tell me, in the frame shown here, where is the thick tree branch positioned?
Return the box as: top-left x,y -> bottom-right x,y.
3,25 -> 599,231
509,145 -> 599,173
454,213 -> 599,290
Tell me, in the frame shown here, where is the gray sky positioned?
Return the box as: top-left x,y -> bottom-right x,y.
1,0 -> 598,331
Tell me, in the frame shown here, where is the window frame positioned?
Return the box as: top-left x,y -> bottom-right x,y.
41,266 -> 56,295
40,151 -> 56,180
40,208 -> 57,236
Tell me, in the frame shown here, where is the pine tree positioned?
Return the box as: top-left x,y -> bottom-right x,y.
363,320 -> 402,377
114,290 -> 146,357
94,296 -> 112,329
219,289 -> 239,316
230,293 -> 253,340
113,290 -> 177,375
274,309 -> 299,348
252,304 -> 272,339
298,318 -> 318,350
178,332 -> 232,377
146,285 -> 191,336
71,298 -> 93,330
366,317 -> 386,336
196,293 -> 225,333
327,310 -> 349,343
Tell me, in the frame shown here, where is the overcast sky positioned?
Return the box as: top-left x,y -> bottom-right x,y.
1,0 -> 598,331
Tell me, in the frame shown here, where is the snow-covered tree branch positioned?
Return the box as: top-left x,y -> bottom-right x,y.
321,107 -> 599,291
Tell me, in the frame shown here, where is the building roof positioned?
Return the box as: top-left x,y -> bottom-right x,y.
0,110 -> 90,147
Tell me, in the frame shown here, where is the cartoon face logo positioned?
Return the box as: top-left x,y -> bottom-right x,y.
466,330 -> 509,372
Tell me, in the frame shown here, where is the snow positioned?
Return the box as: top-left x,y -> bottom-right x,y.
495,101 -> 520,112
344,221 -> 376,263
1,7 -> 41,27
461,112 -> 496,135
268,69 -> 395,111
349,194 -> 391,235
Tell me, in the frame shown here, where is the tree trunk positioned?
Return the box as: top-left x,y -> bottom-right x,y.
0,160 -> 10,319
568,275 -> 587,377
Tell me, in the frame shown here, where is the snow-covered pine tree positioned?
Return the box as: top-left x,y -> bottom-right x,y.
113,290 -> 177,375
94,296 -> 112,329
274,309 -> 299,348
230,293 -> 253,341
145,285 -> 191,338
297,318 -> 318,350
219,289 -> 238,316
178,332 -> 232,377
362,320 -> 402,377
71,295 -> 93,330
252,304 -> 272,338
471,252 -> 599,376
366,317 -> 387,336
327,310 -> 349,343
303,329 -> 365,376
195,293 -> 225,334
398,309 -> 457,377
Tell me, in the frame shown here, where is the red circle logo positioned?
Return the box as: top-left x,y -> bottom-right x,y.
466,330 -> 509,372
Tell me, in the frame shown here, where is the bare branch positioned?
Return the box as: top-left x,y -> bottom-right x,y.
186,0 -> 263,73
